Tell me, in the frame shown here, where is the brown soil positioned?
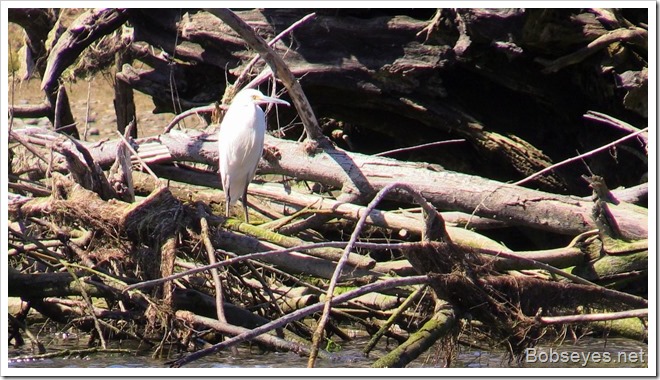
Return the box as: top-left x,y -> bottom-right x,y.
8,76 -> 186,142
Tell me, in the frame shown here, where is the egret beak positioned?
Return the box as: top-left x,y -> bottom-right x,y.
256,95 -> 290,107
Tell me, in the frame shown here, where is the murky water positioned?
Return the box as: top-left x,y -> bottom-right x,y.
7,331 -> 647,370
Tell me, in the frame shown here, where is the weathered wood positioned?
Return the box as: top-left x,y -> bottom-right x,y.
41,8 -> 130,93
175,310 -> 311,356
8,8 -> 59,78
8,268 -> 115,299
223,218 -> 377,270
10,127 -> 649,240
111,8 -> 647,193
372,306 -> 456,368
10,8 -> 648,194
213,229 -> 378,280
113,34 -> 138,138
9,103 -> 51,119
7,8 -> 649,365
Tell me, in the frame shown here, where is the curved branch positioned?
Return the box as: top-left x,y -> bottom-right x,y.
169,275 -> 428,367
41,8 -> 130,93
205,8 -> 327,144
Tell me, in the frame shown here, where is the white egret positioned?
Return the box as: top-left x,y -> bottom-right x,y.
218,88 -> 290,222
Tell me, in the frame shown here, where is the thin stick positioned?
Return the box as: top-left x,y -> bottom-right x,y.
478,248 -> 648,308
513,127 -> 648,186
197,204 -> 239,355
308,182 -> 440,367
374,139 -> 465,157
233,12 -> 316,92
584,110 -> 648,145
124,238 -> 441,293
169,275 -> 428,367
207,9 -> 325,143
115,131 -> 161,185
363,284 -> 427,355
307,187 -> 391,367
8,130 -> 50,165
163,104 -> 223,133
197,205 -> 227,323
164,14 -> 316,133
538,308 -> 647,324
59,260 -> 107,349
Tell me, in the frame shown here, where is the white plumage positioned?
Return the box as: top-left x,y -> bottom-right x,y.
218,88 -> 289,222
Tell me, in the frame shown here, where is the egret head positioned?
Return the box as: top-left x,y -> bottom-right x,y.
232,88 -> 290,107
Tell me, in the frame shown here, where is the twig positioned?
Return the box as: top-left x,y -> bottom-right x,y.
584,111 -> 648,146
363,284 -> 427,356
8,130 -> 51,165
537,308 -> 648,324
196,205 -> 239,355
169,275 -> 428,367
59,260 -> 107,349
478,248 -> 648,308
232,12 -> 316,94
196,205 -> 227,324
125,238 -> 451,293
206,9 -> 326,144
374,139 -> 465,157
115,131 -> 161,185
163,104 -> 223,133
513,127 -> 648,186
164,14 -> 316,134
308,182 -> 442,367
176,310 -> 310,356
8,226 -> 64,269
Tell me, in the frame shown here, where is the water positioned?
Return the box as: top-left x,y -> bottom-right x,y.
7,331 -> 647,369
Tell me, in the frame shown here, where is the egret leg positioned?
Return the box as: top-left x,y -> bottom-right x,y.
224,185 -> 231,218
241,192 -> 250,224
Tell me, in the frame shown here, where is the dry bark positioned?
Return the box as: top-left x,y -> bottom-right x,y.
7,8 -> 59,79
9,8 -> 648,193
14,127 -> 646,240
7,7 -> 648,367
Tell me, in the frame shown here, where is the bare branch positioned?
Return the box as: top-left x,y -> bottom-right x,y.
205,9 -> 326,144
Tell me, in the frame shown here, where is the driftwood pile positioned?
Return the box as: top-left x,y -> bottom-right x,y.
8,8 -> 648,368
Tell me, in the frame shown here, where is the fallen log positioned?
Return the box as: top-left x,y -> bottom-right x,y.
9,127 -> 649,241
